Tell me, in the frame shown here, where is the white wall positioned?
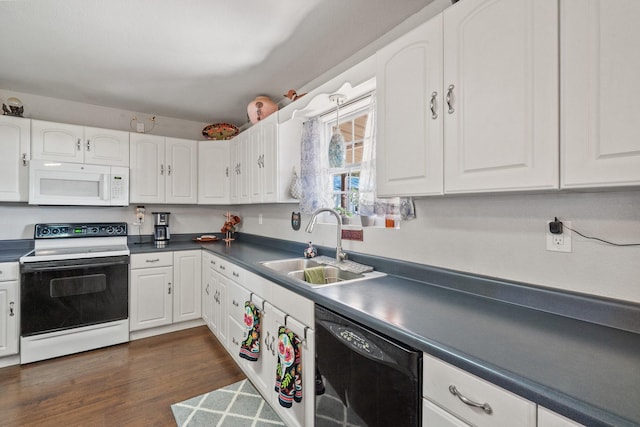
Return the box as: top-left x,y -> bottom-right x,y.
237,190 -> 640,304
0,203 -> 230,240
0,88 -> 207,140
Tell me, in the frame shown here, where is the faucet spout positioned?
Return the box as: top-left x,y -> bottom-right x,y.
305,208 -> 347,262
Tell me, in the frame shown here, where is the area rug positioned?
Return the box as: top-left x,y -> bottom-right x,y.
171,379 -> 285,427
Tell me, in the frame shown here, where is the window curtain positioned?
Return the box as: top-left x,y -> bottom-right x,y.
299,117 -> 332,214
358,95 -> 416,221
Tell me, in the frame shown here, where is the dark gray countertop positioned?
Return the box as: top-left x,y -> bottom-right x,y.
9,234 -> 640,426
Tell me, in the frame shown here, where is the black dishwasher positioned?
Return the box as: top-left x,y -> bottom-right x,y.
315,305 -> 422,427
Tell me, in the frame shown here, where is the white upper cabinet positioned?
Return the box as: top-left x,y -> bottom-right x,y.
198,140 -> 230,204
443,0 -> 559,193
230,131 -> 251,204
560,0 -> 640,188
0,116 -> 30,202
130,134 -> 197,204
250,113 -> 279,203
83,126 -> 130,166
165,137 -> 198,204
31,120 -> 129,166
376,14 -> 444,197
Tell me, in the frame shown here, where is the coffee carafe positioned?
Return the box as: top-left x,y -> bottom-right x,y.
152,212 -> 170,247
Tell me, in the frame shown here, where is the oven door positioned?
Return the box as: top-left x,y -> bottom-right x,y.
20,255 -> 129,337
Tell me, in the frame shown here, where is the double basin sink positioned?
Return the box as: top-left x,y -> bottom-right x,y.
259,257 -> 386,287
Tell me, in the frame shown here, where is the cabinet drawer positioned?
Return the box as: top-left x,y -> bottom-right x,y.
131,252 -> 173,269
423,354 -> 536,427
423,398 -> 471,427
271,283 -> 314,327
217,259 -> 245,285
0,262 -> 18,281
227,279 -> 251,323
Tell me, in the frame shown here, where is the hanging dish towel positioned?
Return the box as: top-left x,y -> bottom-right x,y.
274,326 -> 303,408
239,301 -> 261,362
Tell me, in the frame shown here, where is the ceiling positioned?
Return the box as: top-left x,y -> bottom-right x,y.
0,0 -> 437,126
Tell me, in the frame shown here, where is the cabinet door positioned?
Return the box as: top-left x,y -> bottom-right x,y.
250,125 -> 263,202
201,254 -> 214,331
376,15 -> 444,197
213,272 -> 228,346
264,305 -> 314,427
0,116 -> 30,202
229,133 -> 246,204
84,127 -> 130,166
198,140 -> 230,204
0,280 -> 19,357
165,137 -> 198,204
173,250 -> 202,323
129,133 -> 165,203
561,0 -> 640,188
129,266 -> 173,331
443,0 -> 558,193
261,116 -> 278,203
31,120 -> 85,163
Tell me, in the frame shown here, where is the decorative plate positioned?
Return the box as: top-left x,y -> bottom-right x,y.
193,235 -> 219,242
202,123 -> 239,140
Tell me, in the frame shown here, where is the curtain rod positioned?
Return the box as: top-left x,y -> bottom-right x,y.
319,90 -> 375,119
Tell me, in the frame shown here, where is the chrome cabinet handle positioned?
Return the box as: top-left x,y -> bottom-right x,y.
448,385 -> 492,414
168,282 -> 172,294
205,283 -> 210,295
430,91 -> 438,119
22,153 -> 28,166
167,165 -> 172,176
76,139 -> 82,151
9,302 -> 15,317
220,265 -> 226,271
210,260 -> 216,265
232,271 -> 239,278
446,85 -> 455,114
160,164 -> 164,175
145,258 -> 160,263
271,336 -> 276,356
86,140 -> 91,151
225,167 -> 229,177
232,299 -> 239,307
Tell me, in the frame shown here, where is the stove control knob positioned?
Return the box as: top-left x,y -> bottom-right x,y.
90,227 -> 99,234
106,226 -> 114,234
52,228 -> 59,234
40,228 -> 50,236
115,225 -> 125,234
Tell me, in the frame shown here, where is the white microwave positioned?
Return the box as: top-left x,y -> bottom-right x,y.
29,160 -> 129,206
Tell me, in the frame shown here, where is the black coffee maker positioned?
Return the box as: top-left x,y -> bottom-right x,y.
152,212 -> 170,247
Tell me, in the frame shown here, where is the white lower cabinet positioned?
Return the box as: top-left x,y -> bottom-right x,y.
201,252 -> 315,427
0,263 -> 19,358
130,251 -> 201,332
423,354 -> 536,427
201,251 -> 227,345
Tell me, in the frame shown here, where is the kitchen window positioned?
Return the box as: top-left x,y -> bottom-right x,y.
322,96 -> 372,218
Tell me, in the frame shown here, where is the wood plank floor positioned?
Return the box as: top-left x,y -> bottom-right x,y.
0,326 -> 245,426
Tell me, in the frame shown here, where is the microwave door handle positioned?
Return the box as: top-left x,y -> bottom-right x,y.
101,173 -> 109,201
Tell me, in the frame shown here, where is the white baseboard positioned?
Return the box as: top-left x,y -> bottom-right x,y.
129,319 -> 205,341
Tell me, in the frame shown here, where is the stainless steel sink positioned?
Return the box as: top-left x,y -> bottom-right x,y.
258,258 -> 385,287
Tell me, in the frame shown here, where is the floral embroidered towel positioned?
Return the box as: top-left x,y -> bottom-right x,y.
239,301 -> 261,362
274,326 -> 302,407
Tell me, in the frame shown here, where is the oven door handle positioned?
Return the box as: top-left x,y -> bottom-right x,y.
21,258 -> 129,272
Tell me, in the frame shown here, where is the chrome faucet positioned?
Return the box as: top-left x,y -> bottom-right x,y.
305,208 -> 347,262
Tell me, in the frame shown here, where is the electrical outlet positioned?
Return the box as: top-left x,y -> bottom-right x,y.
546,220 -> 572,253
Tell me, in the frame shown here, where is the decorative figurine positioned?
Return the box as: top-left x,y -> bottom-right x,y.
221,212 -> 241,246
303,242 -> 317,258
2,97 -> 24,117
